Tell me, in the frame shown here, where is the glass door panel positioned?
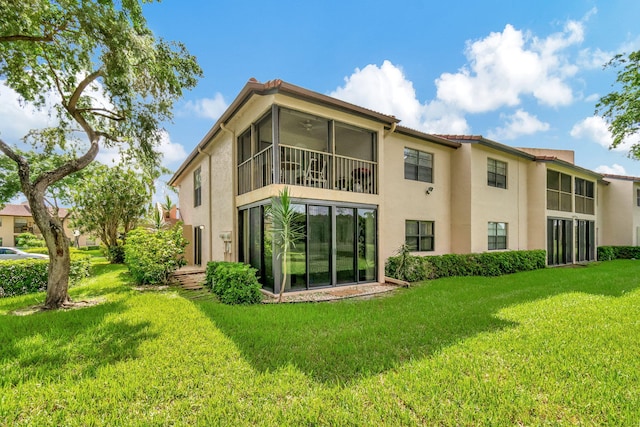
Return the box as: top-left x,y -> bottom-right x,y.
336,207 -> 356,284
357,208 -> 376,282
286,204 -> 307,291
308,205 -> 331,287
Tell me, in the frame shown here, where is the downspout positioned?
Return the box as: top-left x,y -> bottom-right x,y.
384,122 -> 397,136
198,146 -> 213,264
220,123 -> 235,262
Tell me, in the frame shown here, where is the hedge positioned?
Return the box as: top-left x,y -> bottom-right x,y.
0,254 -> 92,298
385,249 -> 547,282
124,225 -> 187,285
597,246 -> 640,261
205,261 -> 262,305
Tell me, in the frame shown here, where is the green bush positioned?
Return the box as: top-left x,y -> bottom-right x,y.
23,247 -> 82,255
124,224 -> 187,285
106,245 -> 126,264
15,232 -> 46,248
205,261 -> 262,305
0,254 -> 92,298
385,249 -> 546,282
597,246 -> 640,260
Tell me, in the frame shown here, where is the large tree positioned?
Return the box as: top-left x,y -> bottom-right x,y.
71,164 -> 151,261
597,50 -> 640,159
0,0 -> 202,308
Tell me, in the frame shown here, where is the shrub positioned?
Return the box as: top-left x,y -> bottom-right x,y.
205,261 -> 262,305
15,232 -> 46,248
124,224 -> 187,285
597,246 -> 640,260
0,254 -> 92,298
106,245 -> 126,264
385,249 -> 546,282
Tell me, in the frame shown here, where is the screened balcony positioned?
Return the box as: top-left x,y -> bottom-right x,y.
237,106 -> 378,195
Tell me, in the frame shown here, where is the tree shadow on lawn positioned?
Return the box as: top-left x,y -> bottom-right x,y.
0,300 -> 156,386
195,260 -> 640,385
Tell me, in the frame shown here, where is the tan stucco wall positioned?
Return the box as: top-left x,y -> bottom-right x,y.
174,156 -> 211,265
450,143 -> 472,253
527,162 -> 548,250
208,133 -> 235,262
599,178 -> 634,246
0,215 -> 16,246
464,144 -> 530,253
381,133 -> 455,260
0,214 -> 97,248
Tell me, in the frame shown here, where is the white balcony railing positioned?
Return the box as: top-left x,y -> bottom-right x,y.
238,144 -> 377,195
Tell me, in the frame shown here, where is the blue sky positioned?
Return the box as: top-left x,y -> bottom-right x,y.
2,0 -> 640,195
143,0 -> 640,178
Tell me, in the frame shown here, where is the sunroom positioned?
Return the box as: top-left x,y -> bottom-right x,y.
238,200 -> 377,294
237,105 -> 378,195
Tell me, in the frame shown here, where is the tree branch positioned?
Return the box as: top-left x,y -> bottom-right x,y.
0,138 -> 33,196
0,34 -> 54,43
67,70 -> 103,112
76,107 -> 125,121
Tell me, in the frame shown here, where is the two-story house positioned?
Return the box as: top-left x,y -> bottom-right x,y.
170,78 -> 632,296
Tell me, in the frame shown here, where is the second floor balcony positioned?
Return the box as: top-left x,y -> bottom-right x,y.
237,106 -> 379,196
238,144 -> 378,195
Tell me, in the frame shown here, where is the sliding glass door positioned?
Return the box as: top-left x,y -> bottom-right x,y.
239,201 -> 377,294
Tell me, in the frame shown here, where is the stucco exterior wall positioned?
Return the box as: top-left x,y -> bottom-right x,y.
174,156 -> 210,265
207,133 -> 235,262
527,162 -> 548,250
466,145 -> 530,253
381,133 -> 455,260
0,213 -> 97,248
450,144 -> 472,253
599,178 -> 634,246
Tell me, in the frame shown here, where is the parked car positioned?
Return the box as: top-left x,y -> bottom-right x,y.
0,247 -> 49,261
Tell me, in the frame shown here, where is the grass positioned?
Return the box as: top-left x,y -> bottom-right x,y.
0,259 -> 639,425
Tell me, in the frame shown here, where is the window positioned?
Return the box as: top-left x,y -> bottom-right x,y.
575,178 -> 595,214
637,188 -> 640,207
193,167 -> 202,207
405,220 -> 434,251
14,218 -> 27,234
0,237 -> 2,246
487,158 -> 507,188
404,148 -> 433,183
547,170 -> 572,212
488,222 -> 508,250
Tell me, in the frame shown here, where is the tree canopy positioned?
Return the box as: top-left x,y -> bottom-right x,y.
71,164 -> 151,259
0,0 -> 202,308
597,50 -> 640,159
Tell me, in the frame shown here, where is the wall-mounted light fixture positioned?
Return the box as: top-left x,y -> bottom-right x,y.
425,186 -> 434,195
199,225 -> 205,230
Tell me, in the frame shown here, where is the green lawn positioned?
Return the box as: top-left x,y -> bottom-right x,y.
1,259 -> 639,425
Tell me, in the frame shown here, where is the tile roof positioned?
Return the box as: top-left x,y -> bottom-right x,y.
0,203 -> 69,218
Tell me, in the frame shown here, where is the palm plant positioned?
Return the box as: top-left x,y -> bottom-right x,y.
268,187 -> 305,302
161,195 -> 175,218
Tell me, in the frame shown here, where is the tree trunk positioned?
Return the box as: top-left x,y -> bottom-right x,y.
27,192 -> 72,309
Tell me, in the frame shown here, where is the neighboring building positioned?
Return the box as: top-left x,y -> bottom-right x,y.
0,203 -> 97,247
169,78 -> 636,296
598,174 -> 640,246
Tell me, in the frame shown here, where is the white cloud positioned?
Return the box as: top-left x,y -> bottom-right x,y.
488,109 -> 550,140
183,93 -> 228,120
330,61 -> 469,134
584,93 -> 600,103
0,81 -> 56,144
595,163 -> 626,175
569,116 -> 638,152
157,131 -> 187,166
95,130 -> 186,167
435,20 -> 584,113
